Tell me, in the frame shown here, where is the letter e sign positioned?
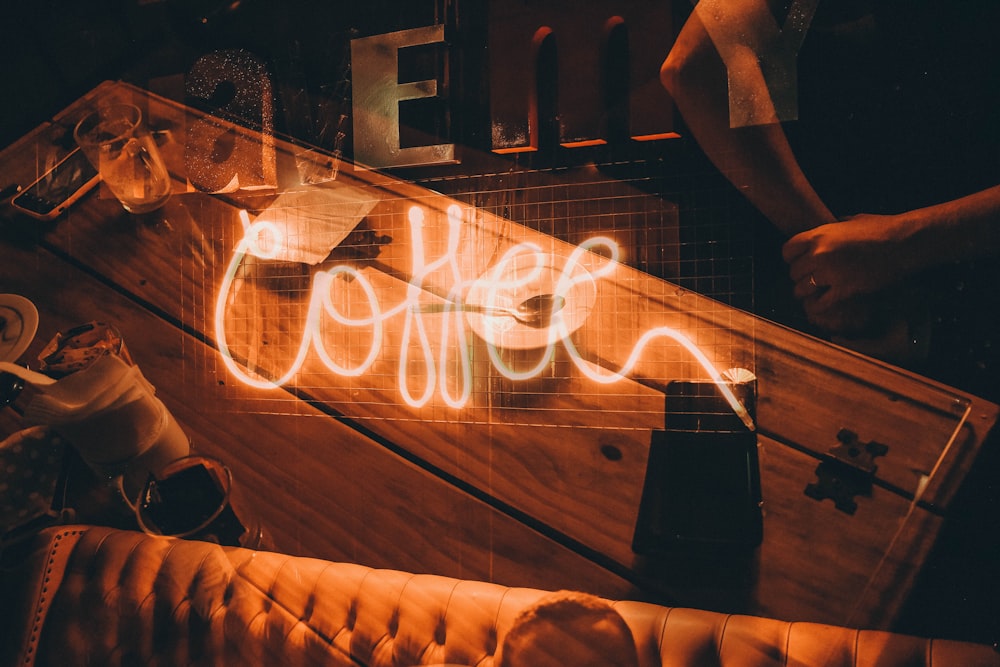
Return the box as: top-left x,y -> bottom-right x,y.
351,25 -> 458,168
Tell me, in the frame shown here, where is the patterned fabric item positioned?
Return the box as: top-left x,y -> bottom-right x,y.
37,322 -> 133,378
0,427 -> 65,534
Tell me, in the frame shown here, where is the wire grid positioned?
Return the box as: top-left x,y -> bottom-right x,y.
196,158 -> 756,428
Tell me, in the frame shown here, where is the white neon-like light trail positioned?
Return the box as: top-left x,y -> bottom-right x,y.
214,206 -> 754,430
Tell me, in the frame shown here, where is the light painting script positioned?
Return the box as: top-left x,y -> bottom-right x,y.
214,204 -> 754,430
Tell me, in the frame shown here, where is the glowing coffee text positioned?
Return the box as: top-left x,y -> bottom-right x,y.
214,205 -> 754,430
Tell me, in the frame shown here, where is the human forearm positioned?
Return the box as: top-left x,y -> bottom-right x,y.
661,6 -> 836,235
781,185 -> 1000,313
894,185 -> 1000,273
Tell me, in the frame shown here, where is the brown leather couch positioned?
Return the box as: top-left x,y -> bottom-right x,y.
2,525 -> 998,666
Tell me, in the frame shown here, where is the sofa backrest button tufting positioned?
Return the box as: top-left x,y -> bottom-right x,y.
389,611 -> 399,638
435,620 -> 446,645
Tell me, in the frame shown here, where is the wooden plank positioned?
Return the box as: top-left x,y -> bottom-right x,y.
335,174 -> 996,508
198,263 -> 947,626
3,80 -> 996,629
0,239 -> 645,600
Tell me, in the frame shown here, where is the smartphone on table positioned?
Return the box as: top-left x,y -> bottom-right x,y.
632,378 -> 763,554
10,148 -> 99,220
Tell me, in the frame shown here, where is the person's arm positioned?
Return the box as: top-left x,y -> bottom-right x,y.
660,1 -> 837,235
784,185 -> 1000,310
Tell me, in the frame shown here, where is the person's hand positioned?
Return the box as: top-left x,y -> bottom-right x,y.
781,213 -> 909,310
799,293 -> 878,335
799,289 -> 915,338
780,213 -> 919,336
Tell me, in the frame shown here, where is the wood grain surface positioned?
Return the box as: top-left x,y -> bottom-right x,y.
1,81 -> 996,629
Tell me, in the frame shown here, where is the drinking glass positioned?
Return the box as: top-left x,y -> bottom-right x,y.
132,455 -> 268,549
73,103 -> 171,214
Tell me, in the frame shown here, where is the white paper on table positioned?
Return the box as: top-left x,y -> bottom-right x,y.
249,184 -> 380,265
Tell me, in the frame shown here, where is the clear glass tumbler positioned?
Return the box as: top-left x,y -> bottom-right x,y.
73,102 -> 171,214
132,454 -> 269,549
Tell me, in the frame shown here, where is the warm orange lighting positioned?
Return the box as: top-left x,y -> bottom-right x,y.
631,132 -> 682,141
559,139 -> 608,148
491,146 -> 539,155
216,206 -> 753,429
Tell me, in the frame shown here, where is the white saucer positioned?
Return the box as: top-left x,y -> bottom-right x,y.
465,252 -> 597,350
0,294 -> 39,363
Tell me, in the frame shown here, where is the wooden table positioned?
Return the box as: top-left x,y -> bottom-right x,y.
1,80 -> 996,630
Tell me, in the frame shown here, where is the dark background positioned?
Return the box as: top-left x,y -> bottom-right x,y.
5,0 -> 997,645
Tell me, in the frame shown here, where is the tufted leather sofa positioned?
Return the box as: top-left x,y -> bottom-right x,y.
1,525 -> 998,666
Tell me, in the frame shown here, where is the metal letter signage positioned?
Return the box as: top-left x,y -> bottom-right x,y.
351,25 -> 458,168
487,0 -> 679,153
694,0 -> 818,127
185,49 -> 278,192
